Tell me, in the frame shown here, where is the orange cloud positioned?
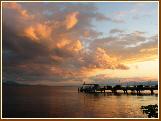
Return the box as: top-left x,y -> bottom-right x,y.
94,48 -> 128,70
56,39 -> 83,52
140,47 -> 158,53
24,26 -> 39,41
23,23 -> 52,42
65,12 -> 79,29
79,68 -> 103,77
3,2 -> 34,20
56,39 -> 71,48
36,24 -> 52,39
66,40 -> 83,52
124,54 -> 158,64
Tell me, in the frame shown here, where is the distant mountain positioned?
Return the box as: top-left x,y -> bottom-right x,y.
3,81 -> 29,86
121,81 -> 158,86
94,80 -> 158,86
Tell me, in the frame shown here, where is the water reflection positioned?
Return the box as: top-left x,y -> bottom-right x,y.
3,86 -> 158,118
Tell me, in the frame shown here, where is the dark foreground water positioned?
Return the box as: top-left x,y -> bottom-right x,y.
2,85 -> 158,118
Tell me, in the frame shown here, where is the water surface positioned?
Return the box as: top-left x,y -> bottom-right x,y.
2,85 -> 158,118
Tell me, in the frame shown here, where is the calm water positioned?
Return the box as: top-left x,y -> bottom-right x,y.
2,85 -> 158,118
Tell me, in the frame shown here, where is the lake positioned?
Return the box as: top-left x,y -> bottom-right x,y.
2,85 -> 158,118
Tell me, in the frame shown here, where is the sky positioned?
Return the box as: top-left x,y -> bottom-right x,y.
2,2 -> 158,86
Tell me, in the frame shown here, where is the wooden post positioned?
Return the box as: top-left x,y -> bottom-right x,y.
151,89 -> 154,95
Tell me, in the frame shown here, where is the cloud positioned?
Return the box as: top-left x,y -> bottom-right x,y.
90,30 -> 158,63
2,2 -> 130,85
109,29 -> 124,34
112,18 -> 125,23
65,12 -> 79,29
114,3 -> 157,21
3,2 -> 34,20
88,48 -> 129,70
90,74 -> 158,85
23,23 -> 52,42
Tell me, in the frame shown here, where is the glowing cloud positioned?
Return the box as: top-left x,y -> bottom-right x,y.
24,26 -> 39,41
65,12 -> 79,29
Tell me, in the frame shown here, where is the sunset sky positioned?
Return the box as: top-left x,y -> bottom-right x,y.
2,2 -> 158,86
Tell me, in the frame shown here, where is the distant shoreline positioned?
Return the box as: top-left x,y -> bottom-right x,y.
2,80 -> 158,87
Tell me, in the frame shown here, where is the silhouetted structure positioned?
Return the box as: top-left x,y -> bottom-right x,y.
78,84 -> 158,95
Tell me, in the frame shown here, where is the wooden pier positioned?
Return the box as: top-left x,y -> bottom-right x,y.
78,84 -> 158,95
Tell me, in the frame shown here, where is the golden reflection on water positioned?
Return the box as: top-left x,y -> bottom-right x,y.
3,86 -> 158,118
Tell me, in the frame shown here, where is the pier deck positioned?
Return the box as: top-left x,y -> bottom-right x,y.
78,84 -> 158,95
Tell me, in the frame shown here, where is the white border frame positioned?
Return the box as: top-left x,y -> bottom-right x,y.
0,1 -> 159,119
